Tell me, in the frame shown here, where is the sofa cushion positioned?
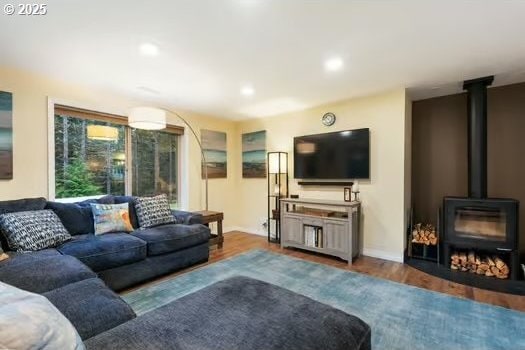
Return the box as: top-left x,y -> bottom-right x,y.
46,201 -> 94,235
0,197 -> 47,215
134,194 -> 176,228
84,276 -> 371,350
0,281 -> 85,350
0,210 -> 72,252
57,233 -> 147,272
1,248 -> 60,266
98,243 -> 209,291
131,224 -> 210,256
91,203 -> 133,235
44,278 -> 136,340
0,253 -> 96,293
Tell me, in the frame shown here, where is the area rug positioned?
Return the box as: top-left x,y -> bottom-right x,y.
123,249 -> 525,350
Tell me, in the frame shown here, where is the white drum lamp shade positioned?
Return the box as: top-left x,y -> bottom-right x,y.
87,125 -> 119,141
128,107 -> 167,130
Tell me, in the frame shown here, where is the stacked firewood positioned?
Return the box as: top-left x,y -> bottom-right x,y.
450,251 -> 509,279
411,223 -> 438,245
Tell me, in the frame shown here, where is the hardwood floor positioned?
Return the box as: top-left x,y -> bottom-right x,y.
124,231 -> 525,312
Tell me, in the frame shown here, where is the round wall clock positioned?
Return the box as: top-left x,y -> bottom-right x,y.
322,112 -> 336,126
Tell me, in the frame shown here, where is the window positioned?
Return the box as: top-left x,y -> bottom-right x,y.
54,105 -> 183,207
54,116 -> 126,198
131,129 -> 179,207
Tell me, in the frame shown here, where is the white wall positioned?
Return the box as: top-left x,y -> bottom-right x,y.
0,65 -> 412,262
0,66 -> 239,229
236,88 -> 410,261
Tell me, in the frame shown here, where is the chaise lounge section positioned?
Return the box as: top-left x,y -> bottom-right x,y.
0,248 -> 136,340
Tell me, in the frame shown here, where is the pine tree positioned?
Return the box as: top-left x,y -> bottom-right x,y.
56,159 -> 101,198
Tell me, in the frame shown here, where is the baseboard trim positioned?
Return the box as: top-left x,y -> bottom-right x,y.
223,226 -> 242,233
225,228 -> 404,263
224,227 -> 266,237
362,248 -> 404,263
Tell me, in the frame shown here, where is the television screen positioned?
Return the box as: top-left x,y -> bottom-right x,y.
294,128 -> 370,179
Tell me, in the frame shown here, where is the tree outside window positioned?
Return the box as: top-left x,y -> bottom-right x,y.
54,114 -> 179,207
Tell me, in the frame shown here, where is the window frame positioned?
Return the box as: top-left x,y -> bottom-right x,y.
47,99 -> 184,206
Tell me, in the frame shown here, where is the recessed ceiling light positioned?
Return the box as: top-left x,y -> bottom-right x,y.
139,43 -> 159,56
240,85 -> 255,96
324,57 -> 344,72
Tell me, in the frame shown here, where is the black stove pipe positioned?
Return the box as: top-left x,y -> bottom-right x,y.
462,76 -> 494,199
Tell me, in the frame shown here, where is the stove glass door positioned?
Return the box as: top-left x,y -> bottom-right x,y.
454,206 -> 507,241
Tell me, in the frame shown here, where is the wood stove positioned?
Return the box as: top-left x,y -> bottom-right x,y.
442,76 -> 520,280
443,197 -> 519,279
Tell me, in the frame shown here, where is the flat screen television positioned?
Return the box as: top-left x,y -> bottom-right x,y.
294,128 -> 370,179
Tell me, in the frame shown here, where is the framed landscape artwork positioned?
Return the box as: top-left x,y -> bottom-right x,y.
242,130 -> 266,178
201,129 -> 227,179
0,91 -> 13,180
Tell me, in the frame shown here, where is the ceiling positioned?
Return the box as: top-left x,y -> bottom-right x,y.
1,1 -> 525,120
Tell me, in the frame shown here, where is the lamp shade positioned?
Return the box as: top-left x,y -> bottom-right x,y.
268,152 -> 287,174
128,107 -> 166,130
87,125 -> 119,141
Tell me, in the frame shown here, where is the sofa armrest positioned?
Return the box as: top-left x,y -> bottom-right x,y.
172,210 -> 203,225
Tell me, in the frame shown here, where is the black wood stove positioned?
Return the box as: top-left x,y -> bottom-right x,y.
442,76 -> 520,280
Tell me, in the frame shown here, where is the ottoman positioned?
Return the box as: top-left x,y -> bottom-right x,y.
85,276 -> 371,350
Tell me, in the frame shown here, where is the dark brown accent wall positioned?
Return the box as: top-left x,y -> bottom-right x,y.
412,82 -> 525,251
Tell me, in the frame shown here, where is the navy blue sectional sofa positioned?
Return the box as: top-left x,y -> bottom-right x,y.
0,197 -> 371,349
0,196 -> 211,291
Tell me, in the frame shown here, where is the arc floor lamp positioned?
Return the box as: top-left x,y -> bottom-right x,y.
128,107 -> 209,211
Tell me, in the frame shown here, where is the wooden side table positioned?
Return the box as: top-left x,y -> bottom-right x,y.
194,210 -> 224,249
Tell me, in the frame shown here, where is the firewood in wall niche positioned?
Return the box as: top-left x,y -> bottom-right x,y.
411,223 -> 438,245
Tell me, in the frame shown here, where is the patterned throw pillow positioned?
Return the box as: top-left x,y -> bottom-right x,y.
0,210 -> 72,252
134,194 -> 176,229
90,203 -> 133,235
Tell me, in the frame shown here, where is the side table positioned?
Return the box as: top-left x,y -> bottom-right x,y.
193,210 -> 224,249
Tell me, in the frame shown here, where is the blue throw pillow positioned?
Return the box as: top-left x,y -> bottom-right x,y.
90,203 -> 134,235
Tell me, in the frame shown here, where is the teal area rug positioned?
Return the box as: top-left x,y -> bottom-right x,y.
123,249 -> 525,350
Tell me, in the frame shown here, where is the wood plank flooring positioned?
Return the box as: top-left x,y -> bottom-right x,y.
124,231 -> 525,313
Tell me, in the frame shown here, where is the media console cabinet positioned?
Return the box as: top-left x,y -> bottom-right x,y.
280,198 -> 361,265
